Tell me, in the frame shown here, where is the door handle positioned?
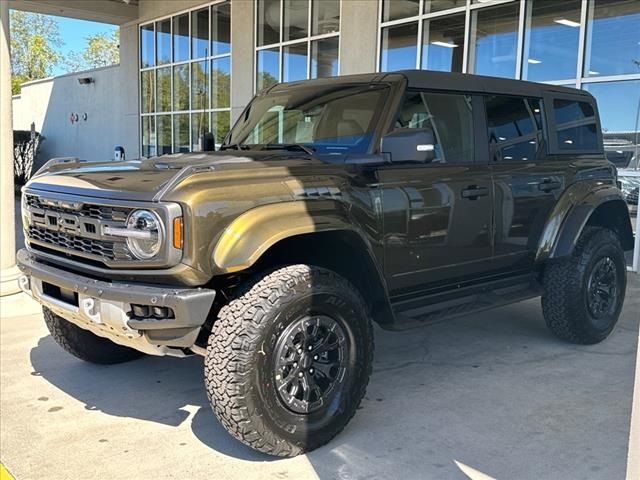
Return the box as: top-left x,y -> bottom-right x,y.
538,178 -> 561,192
461,185 -> 489,200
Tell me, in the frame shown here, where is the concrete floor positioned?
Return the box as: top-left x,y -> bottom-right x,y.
1,276 -> 639,480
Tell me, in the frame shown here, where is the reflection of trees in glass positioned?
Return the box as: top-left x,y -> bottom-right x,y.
142,116 -> 156,157
212,111 -> 231,144
141,70 -> 155,113
173,65 -> 189,111
257,72 -> 278,92
191,61 -> 210,110
157,67 -> 171,112
157,115 -> 172,154
192,113 -> 210,150
212,66 -> 231,108
174,114 -> 190,152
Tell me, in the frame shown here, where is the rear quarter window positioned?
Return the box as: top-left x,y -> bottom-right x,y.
552,98 -> 600,152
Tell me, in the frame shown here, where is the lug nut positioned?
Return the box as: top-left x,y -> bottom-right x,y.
309,368 -> 314,374
297,348 -> 303,354
308,345 -> 313,351
313,355 -> 319,360
293,362 -> 298,368
298,372 -> 304,378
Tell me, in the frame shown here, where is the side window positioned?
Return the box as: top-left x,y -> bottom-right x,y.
553,99 -> 599,151
396,91 -> 474,164
485,95 -> 544,162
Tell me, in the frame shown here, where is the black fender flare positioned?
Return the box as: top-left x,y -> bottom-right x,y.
536,181 -> 633,262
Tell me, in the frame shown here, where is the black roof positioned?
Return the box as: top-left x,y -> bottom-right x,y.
393,70 -> 586,98
271,69 -> 591,101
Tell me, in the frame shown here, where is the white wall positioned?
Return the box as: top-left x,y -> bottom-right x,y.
12,62 -> 138,167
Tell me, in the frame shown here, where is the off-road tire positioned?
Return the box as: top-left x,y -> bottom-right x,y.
43,307 -> 144,364
542,226 -> 626,344
204,264 -> 374,457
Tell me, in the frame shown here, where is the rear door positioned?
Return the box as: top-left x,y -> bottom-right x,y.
486,94 -> 568,272
377,90 -> 494,295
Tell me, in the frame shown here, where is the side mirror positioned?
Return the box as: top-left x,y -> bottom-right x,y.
381,128 -> 436,163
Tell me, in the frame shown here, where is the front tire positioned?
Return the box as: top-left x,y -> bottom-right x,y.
541,227 -> 627,344
204,265 -> 374,457
43,307 -> 144,364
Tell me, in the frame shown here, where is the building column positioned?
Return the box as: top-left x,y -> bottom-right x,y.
230,0 -> 254,123
338,0 -> 379,75
0,0 -> 20,296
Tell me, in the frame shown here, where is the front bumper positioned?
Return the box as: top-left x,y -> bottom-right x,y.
17,249 -> 216,357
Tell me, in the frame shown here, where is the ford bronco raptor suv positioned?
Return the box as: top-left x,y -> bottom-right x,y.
18,71 -> 634,457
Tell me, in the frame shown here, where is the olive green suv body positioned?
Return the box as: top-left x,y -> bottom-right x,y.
17,71 -> 634,456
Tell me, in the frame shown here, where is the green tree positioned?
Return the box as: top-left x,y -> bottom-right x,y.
65,29 -> 119,72
10,11 -> 63,94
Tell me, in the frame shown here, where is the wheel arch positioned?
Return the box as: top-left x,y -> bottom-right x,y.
537,183 -> 633,262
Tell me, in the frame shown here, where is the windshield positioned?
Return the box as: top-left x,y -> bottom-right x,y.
226,84 -> 390,155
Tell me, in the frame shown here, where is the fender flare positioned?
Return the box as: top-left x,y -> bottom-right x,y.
211,201 -> 363,273
536,182 -> 631,262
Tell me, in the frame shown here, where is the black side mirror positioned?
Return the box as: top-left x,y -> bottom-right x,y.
381,128 -> 436,163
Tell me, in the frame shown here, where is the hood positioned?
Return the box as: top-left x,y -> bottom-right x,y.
25,151 -> 328,201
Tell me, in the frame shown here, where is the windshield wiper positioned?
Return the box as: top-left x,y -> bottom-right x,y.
219,143 -> 251,151
260,143 -> 316,156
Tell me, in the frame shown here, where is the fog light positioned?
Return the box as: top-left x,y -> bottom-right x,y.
152,306 -> 169,318
132,304 -> 149,318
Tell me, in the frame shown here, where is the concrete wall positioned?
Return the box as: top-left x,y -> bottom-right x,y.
12,23 -> 139,166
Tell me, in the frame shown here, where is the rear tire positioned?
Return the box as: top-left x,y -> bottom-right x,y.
541,226 -> 627,344
204,264 -> 374,457
43,307 -> 144,364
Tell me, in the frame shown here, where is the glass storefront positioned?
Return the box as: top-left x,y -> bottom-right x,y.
255,0 -> 340,91
139,1 -> 231,156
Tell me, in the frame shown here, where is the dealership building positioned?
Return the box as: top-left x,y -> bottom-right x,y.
1,0 -> 639,290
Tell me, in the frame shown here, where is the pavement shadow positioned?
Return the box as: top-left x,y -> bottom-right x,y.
29,336 -> 273,462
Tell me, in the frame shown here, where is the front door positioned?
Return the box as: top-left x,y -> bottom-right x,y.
378,90 -> 493,296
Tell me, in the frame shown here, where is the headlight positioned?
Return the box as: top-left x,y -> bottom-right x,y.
125,209 -> 163,259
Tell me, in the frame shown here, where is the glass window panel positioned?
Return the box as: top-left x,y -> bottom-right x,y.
584,80 -> 640,168
173,14 -> 189,62
284,0 -> 308,41
258,0 -> 281,46
212,111 -> 231,145
283,43 -> 308,82
381,23 -> 418,72
257,48 -> 280,91
312,0 -> 340,36
523,0 -> 581,81
156,19 -> 171,65
192,8 -> 209,59
173,114 -> 190,152
141,70 -> 155,113
311,37 -> 339,78
395,91 -> 474,163
142,116 -> 156,157
553,99 -> 599,151
212,57 -> 231,108
191,61 -> 210,110
212,2 -> 231,56
191,112 -> 210,151
421,14 -> 465,72
156,67 -> 171,112
469,3 -> 519,78
382,0 -> 419,22
584,0 -> 640,77
425,0 -> 466,14
157,115 -> 172,154
486,96 -> 544,161
173,64 -> 189,111
140,24 -> 154,68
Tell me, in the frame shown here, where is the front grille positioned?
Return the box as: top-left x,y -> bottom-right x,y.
27,226 -> 130,260
25,194 -> 130,221
24,194 -> 134,264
